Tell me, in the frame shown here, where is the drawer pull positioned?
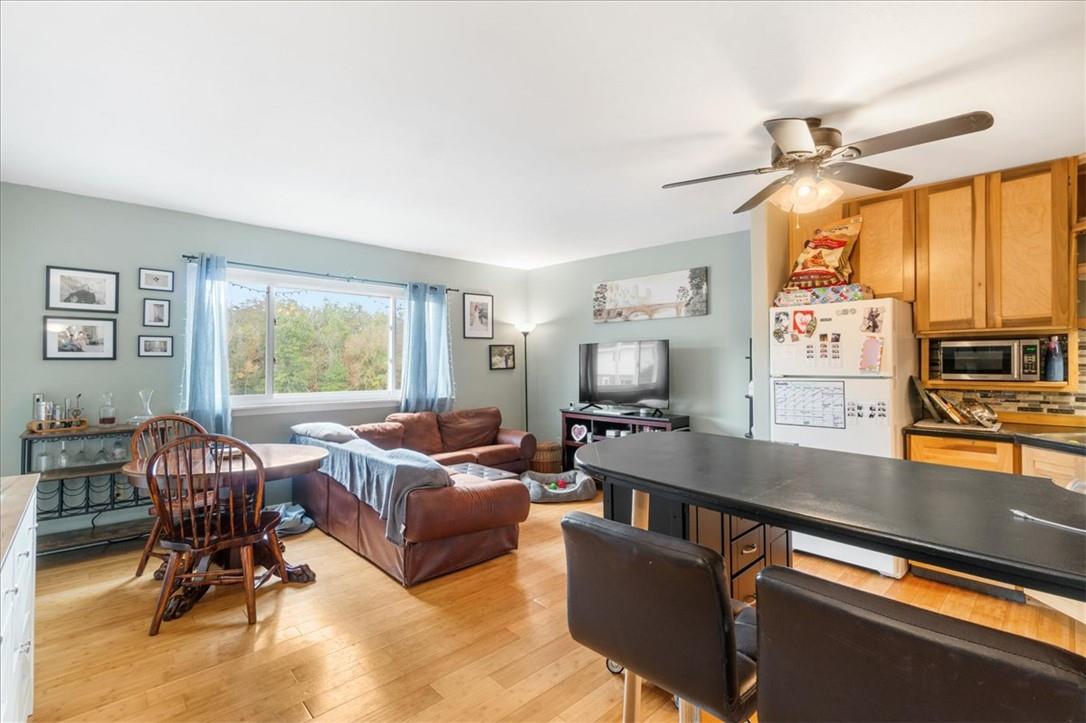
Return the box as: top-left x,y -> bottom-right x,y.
3,586 -> 18,596
741,544 -> 758,555
17,551 -> 30,559
17,641 -> 31,654
743,594 -> 757,604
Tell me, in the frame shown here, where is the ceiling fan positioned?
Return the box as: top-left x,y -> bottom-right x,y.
663,111 -> 994,214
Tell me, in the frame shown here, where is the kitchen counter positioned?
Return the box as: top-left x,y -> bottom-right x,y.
0,474 -> 38,564
905,422 -> 1085,456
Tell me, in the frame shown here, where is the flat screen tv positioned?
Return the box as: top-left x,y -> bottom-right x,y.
579,340 -> 670,409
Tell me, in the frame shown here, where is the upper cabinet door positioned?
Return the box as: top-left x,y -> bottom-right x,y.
846,191 -> 916,301
986,159 -> 1071,329
916,177 -> 987,332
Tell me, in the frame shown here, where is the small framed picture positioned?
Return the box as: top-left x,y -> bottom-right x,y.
463,292 -> 494,339
142,298 -> 171,327
139,267 -> 175,292
46,266 -> 119,313
43,316 -> 117,360
138,335 -> 174,357
489,344 -> 515,370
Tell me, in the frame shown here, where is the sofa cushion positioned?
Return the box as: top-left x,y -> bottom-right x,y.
403,475 -> 530,543
290,422 -> 358,444
471,443 -> 522,467
431,450 -> 478,466
386,411 -> 443,455
351,421 -> 405,450
437,407 -> 501,452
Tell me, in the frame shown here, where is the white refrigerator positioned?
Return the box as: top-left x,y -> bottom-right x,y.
768,298 -> 918,578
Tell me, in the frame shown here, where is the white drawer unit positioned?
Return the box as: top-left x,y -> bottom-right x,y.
0,475 -> 38,723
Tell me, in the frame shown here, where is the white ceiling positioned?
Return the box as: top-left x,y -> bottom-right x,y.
2,2 -> 1083,269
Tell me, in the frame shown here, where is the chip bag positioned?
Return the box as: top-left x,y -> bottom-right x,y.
784,216 -> 862,289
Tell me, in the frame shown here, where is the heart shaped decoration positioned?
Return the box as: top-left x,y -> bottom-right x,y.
570,424 -> 588,442
792,309 -> 815,335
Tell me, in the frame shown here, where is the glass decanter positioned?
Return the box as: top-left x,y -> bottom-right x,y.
131,388 -> 154,423
98,392 -> 117,426
56,441 -> 69,469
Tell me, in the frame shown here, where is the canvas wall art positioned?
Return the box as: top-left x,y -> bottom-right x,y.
592,267 -> 708,323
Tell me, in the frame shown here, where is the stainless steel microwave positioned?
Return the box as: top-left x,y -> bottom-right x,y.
939,339 -> 1041,381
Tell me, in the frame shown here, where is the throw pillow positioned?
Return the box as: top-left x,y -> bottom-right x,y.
289,422 -> 359,444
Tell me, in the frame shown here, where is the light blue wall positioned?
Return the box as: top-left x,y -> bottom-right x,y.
0,183 -> 530,479
525,231 -> 752,442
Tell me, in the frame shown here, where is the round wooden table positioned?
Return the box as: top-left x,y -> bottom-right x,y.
122,443 -> 328,488
124,443 -> 328,620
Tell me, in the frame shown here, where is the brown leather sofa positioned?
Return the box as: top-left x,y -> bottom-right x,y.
295,467 -> 530,586
351,407 -> 536,473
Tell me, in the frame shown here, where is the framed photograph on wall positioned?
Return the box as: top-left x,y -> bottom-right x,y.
138,335 -> 173,357
43,316 -> 117,360
463,292 -> 494,339
489,344 -> 515,370
46,266 -> 119,313
138,267 -> 175,292
142,298 -> 171,327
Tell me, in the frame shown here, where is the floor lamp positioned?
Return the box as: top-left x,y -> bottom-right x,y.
516,322 -> 536,430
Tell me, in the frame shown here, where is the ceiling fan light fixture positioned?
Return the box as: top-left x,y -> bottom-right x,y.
769,175 -> 843,214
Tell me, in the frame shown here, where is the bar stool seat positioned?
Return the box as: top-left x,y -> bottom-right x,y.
562,511 -> 758,723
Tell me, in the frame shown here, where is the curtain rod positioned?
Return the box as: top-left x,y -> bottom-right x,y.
180,254 -> 459,293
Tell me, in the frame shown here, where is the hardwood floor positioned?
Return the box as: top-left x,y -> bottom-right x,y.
34,494 -> 1085,722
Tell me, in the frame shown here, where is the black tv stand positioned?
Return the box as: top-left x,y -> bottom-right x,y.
578,402 -> 604,411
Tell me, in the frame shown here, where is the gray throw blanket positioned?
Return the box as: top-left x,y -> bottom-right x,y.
289,434 -> 451,545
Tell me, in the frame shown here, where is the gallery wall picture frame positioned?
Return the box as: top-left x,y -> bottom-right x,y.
463,292 -> 494,339
45,266 -> 119,314
138,335 -> 174,358
489,344 -> 515,370
43,316 -> 117,360
138,267 -> 175,292
142,298 -> 171,327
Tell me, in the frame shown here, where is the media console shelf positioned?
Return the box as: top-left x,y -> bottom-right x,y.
560,407 -> 690,470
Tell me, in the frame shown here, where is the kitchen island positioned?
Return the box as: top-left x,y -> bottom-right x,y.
575,431 -> 1086,601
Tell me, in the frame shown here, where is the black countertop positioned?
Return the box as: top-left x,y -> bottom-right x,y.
904,422 -> 1085,456
576,432 -> 1086,600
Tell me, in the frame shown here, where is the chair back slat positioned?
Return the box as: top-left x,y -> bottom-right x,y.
131,415 -> 207,469
146,434 -> 265,549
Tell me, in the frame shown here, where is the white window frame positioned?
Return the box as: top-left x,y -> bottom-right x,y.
227,267 -> 403,414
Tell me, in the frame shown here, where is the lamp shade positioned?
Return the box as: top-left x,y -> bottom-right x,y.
516,322 -> 536,334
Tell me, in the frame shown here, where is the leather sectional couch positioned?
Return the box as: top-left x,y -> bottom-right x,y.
294,407 -> 534,586
351,406 -> 536,473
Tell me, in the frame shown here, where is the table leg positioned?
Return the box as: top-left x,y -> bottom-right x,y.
253,535 -> 316,584
622,489 -> 651,723
678,698 -> 701,723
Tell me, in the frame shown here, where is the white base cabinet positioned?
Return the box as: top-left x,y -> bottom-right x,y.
1,478 -> 37,723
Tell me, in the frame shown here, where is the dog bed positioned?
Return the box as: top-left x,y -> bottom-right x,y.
519,470 -> 597,503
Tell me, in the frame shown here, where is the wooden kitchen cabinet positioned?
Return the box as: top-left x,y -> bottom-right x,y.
1020,445 -> 1085,489
907,434 -> 1016,474
915,177 -> 987,332
986,159 -> 1072,329
846,191 -> 916,301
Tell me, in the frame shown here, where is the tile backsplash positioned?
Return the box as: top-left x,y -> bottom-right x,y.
928,334 -> 1086,420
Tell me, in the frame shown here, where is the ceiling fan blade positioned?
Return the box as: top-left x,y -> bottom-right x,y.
763,118 -> 816,155
845,111 -> 994,159
823,162 -> 913,190
662,166 -> 779,189
732,174 -> 793,214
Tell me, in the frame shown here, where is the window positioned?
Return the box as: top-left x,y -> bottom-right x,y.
227,267 -> 404,409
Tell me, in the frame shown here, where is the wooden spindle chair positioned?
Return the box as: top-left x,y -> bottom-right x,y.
144,434 -> 288,636
130,415 -> 207,578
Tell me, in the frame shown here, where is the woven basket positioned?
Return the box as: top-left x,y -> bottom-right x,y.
531,441 -> 563,473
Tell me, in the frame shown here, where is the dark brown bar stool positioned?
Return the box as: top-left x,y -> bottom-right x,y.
561,511 -> 758,723
756,566 -> 1086,722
